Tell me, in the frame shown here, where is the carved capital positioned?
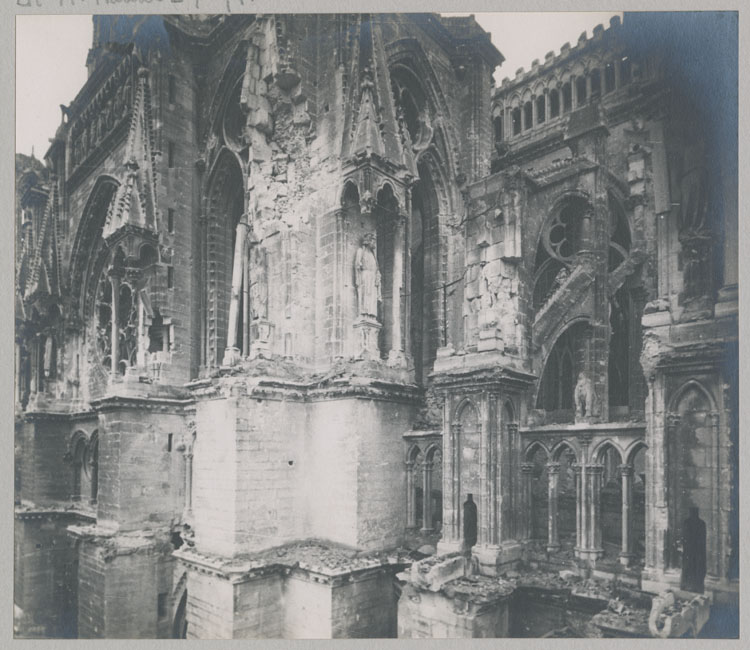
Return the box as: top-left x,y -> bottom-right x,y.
618,463 -> 634,477
546,461 -> 561,474
521,462 -> 535,474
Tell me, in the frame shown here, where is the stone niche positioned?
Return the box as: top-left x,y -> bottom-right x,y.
397,554 -> 515,638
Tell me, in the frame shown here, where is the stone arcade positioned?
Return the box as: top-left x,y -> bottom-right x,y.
14,13 -> 737,639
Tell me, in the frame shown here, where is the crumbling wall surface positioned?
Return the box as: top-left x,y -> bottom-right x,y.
397,580 -> 510,638
14,515 -> 79,638
96,406 -> 186,531
232,574 -> 284,638
76,534 -> 174,639
282,573 -> 333,638
331,569 -> 398,638
18,419 -> 77,505
192,389 -> 306,557
184,568 -> 235,639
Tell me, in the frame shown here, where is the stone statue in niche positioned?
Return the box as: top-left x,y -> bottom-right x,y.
354,232 -> 381,320
250,245 -> 268,321
574,371 -> 595,421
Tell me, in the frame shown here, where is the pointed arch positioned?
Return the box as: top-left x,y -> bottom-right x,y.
524,440 -> 550,462
668,378 -> 718,413
70,176 -> 120,317
551,440 -> 580,462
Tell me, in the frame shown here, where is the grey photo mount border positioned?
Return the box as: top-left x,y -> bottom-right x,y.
3,0 -> 747,647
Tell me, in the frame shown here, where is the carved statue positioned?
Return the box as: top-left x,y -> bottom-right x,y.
574,371 -> 595,421
354,232 -> 381,319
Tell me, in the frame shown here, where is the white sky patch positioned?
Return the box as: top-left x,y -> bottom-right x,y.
15,12 -> 622,158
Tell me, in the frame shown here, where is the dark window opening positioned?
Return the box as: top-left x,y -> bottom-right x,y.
157,592 -> 168,619
167,433 -> 173,452
511,107 -> 522,135
590,69 -> 602,100
523,101 -> 533,130
576,76 -> 587,106
493,113 -> 504,142
89,436 -> 99,503
167,266 -> 174,289
167,142 -> 175,169
608,287 -> 631,409
550,89 -> 560,117
536,95 -> 546,124
620,56 -> 631,85
537,324 -> 588,416
463,494 -> 478,550
168,75 -> 176,104
604,62 -> 616,93
562,83 -> 572,113
167,208 -> 175,233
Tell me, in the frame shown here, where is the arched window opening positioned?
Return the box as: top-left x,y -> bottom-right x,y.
536,95 -> 546,124
549,89 -> 560,118
599,444 -> 623,551
429,448 -> 443,532
556,447 -> 577,543
511,107 -> 522,135
523,101 -> 533,130
72,437 -> 88,502
604,62 -> 616,93
608,286 -> 631,412
173,590 -> 188,639
493,113 -> 504,142
390,65 -> 430,149
204,152 -> 244,368
88,433 -> 99,504
562,83 -> 572,113
668,386 -> 714,572
375,184 -> 400,362
411,162 -> 443,386
620,56 -> 631,85
529,446 -> 549,540
576,76 -> 587,106
537,323 -> 588,419
590,69 -> 602,100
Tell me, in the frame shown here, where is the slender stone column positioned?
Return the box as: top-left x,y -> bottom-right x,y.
448,421 -> 462,542
574,464 -> 583,551
406,460 -> 416,529
620,463 -> 634,565
531,94 -> 538,127
183,448 -> 194,520
110,275 -> 120,377
521,463 -> 534,540
421,460 -> 433,532
589,463 -> 604,557
389,216 -> 405,362
547,462 -> 561,552
544,88 -> 551,122
224,221 -> 250,366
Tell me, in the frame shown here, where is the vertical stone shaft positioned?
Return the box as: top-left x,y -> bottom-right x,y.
620,463 -> 633,563
390,216 -> 404,355
422,460 -> 433,532
110,275 -> 120,376
406,461 -> 415,528
226,222 -> 248,352
547,462 -> 560,551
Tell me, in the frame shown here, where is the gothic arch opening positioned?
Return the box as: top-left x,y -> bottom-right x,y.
553,444 -> 578,544
537,322 -> 589,421
528,445 -> 549,540
203,151 -> 244,368
667,384 -> 716,572
597,442 -> 624,551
